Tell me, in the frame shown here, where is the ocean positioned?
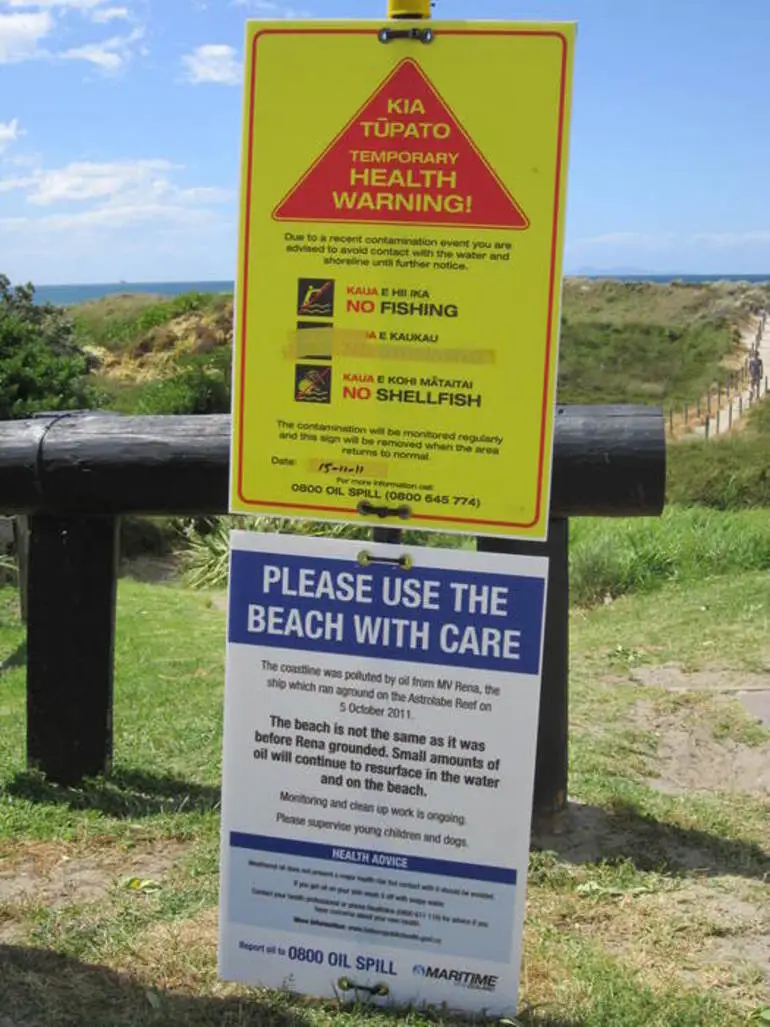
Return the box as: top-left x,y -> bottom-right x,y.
33,281 -> 235,306
32,274 -> 770,306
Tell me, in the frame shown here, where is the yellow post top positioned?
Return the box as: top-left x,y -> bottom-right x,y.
387,0 -> 431,17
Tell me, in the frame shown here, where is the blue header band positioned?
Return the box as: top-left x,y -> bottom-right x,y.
230,832 -> 517,885
228,550 -> 545,675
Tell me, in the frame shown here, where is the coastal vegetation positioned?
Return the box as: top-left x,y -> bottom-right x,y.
0,274 -> 100,419
60,277 -> 770,417
3,272 -> 769,600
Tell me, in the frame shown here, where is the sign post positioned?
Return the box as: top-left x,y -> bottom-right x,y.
230,17 -> 575,541
219,532 -> 549,1014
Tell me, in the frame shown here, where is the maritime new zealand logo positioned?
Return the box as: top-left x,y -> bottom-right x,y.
412,964 -> 498,992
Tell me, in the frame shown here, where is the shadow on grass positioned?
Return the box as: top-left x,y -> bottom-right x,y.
532,800 -> 770,882
0,639 -> 26,672
5,767 -> 220,819
0,945 -> 581,1027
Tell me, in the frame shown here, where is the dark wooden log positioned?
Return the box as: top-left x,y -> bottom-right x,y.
26,514 -> 119,784
478,520 -> 569,815
0,406 -> 665,519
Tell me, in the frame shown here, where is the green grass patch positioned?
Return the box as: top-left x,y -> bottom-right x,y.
66,281 -> 762,415
557,320 -> 734,406
72,291 -> 230,352
666,396 -> 770,509
562,277 -> 770,327
0,582 -> 223,841
569,507 -> 770,604
133,349 -> 232,415
128,508 -> 770,604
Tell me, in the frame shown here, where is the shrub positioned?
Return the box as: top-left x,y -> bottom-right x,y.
667,438 -> 770,509
72,291 -> 229,351
135,349 -> 232,415
666,401 -> 770,509
0,276 -> 100,418
180,516 -> 474,590
557,320 -> 733,405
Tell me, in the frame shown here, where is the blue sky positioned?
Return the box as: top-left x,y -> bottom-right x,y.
1,0 -> 768,284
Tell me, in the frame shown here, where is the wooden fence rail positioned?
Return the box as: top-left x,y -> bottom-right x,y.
0,406 -> 666,814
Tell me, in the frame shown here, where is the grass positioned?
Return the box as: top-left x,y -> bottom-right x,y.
1,547 -> 769,1025
556,278 -> 765,405
569,507 -> 770,604
67,280 -> 764,413
61,282 -> 770,517
666,402 -> 770,509
557,320 -> 734,406
175,507 -> 770,603
561,277 -> 770,328
72,291 -> 230,352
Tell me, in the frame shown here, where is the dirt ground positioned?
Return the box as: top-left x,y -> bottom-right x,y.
1,639 -> 767,1021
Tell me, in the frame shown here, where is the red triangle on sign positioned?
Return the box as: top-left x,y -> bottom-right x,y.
273,58 -> 529,230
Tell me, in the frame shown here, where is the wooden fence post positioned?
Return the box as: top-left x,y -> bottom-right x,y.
478,519 -> 569,815
26,515 -> 119,785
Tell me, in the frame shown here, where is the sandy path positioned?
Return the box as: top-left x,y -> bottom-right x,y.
693,315 -> 769,438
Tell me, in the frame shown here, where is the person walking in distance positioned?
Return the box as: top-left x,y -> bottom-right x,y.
749,347 -> 764,399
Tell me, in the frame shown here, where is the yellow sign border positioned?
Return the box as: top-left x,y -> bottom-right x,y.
231,22 -> 574,538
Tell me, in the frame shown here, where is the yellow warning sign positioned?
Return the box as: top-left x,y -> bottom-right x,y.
231,20 -> 575,539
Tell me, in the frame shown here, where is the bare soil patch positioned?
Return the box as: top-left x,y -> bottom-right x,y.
630,662 -> 770,744
632,700 -> 770,795
0,839 -> 190,909
741,690 -> 770,727
569,879 -> 769,1004
698,934 -> 770,987
532,799 -> 768,879
120,554 -> 181,584
631,663 -> 769,694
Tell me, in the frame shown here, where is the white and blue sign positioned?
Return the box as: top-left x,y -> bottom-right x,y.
218,531 -> 548,1015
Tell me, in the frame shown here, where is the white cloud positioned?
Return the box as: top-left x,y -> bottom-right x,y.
182,43 -> 241,85
0,157 -> 233,228
22,158 -> 173,205
0,118 -> 22,152
60,25 -> 142,71
90,5 -> 128,22
0,11 -> 52,62
26,201 -> 219,230
0,0 -> 109,9
692,231 -> 770,248
232,0 -> 310,16
571,230 -> 770,253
